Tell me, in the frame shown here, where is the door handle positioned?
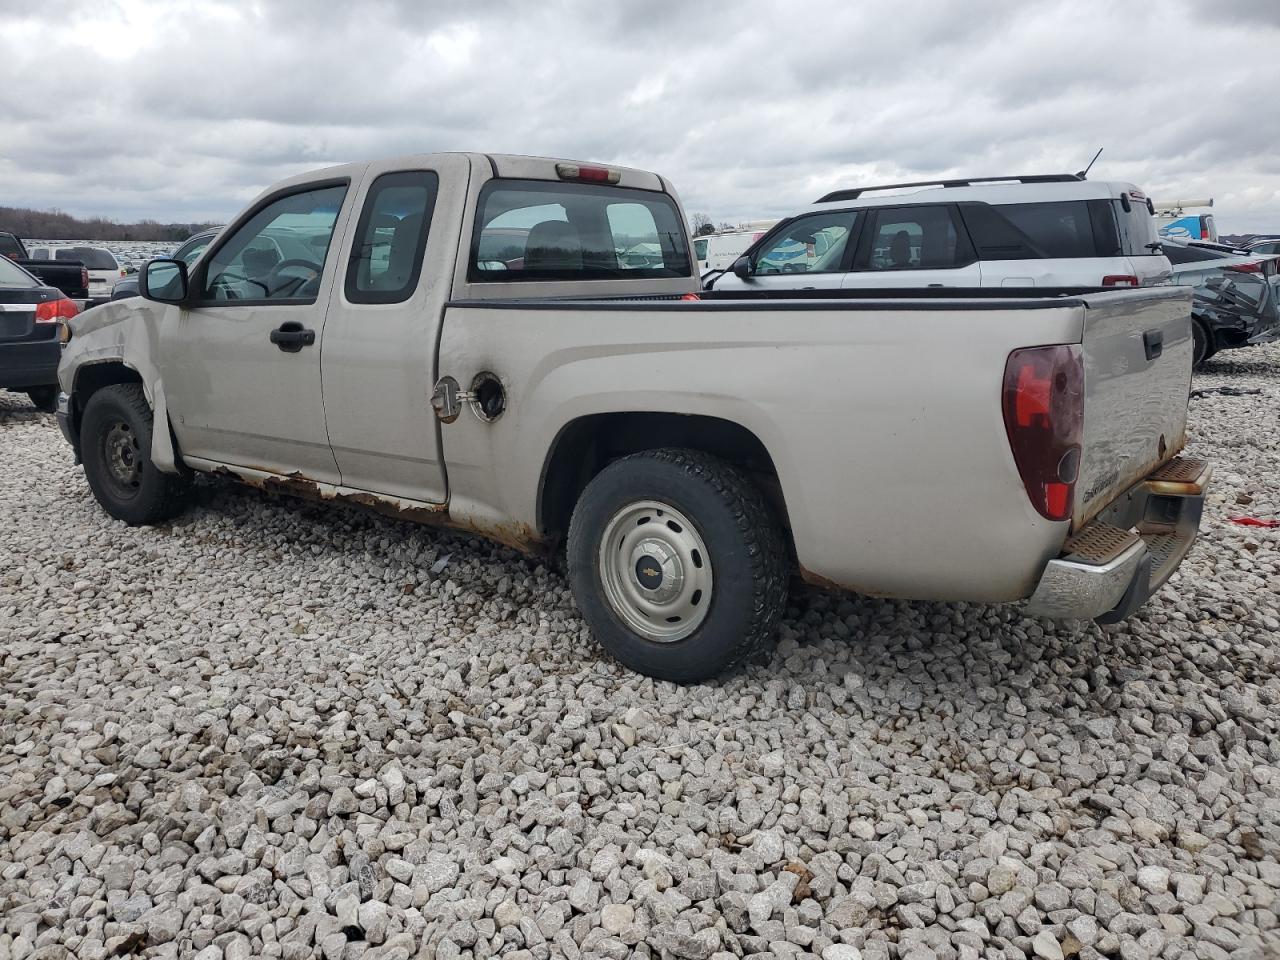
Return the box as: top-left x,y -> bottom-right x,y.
1142,329 -> 1163,361
269,322 -> 316,353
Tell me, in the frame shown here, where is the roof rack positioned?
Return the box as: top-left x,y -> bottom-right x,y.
815,174 -> 1084,204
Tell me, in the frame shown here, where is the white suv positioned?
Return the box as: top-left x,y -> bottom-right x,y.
706,175 -> 1172,292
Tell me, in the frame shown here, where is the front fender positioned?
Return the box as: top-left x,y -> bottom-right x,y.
59,298 -> 180,473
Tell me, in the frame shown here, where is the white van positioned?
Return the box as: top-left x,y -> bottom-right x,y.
694,225 -> 775,277
26,245 -> 123,300
706,175 -> 1171,292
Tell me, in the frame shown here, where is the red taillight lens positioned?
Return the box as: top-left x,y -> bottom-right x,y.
1002,344 -> 1083,522
1101,275 -> 1139,287
34,298 -> 81,323
679,292 -> 701,301
1225,261 -> 1263,274
81,267 -> 90,290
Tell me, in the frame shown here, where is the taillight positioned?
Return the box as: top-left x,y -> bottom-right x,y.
1225,261 -> 1263,274
1002,345 -> 1083,522
555,162 -> 621,184
1101,275 -> 1139,287
34,298 -> 80,323
679,293 -> 701,301
81,267 -> 89,290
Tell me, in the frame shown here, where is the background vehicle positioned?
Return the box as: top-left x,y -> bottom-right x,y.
1243,237 -> 1280,256
110,229 -> 219,300
0,256 -> 78,411
1163,237 -> 1280,366
26,245 -> 123,301
707,174 -> 1171,292
1155,200 -> 1217,242
694,224 -> 775,277
0,232 -> 89,303
58,153 -> 1204,682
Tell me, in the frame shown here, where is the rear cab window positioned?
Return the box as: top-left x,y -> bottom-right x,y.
468,180 -> 691,282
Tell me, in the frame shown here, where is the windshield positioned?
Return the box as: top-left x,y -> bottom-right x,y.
469,180 -> 691,282
57,247 -> 118,270
0,256 -> 37,287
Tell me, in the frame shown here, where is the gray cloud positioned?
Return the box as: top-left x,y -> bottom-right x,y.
1,0 -> 1277,232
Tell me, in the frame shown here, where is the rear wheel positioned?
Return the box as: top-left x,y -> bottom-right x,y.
567,448 -> 788,683
26,386 -> 57,412
1192,319 -> 1216,369
80,384 -> 189,525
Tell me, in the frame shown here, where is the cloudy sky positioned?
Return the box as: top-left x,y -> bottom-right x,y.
2,0 -> 1279,233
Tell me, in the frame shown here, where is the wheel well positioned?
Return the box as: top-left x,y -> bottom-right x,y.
71,362 -> 144,435
538,412 -> 794,556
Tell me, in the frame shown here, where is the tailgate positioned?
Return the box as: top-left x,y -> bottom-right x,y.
1074,288 -> 1194,528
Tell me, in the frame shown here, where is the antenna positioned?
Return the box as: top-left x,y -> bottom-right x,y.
1075,147 -> 1103,180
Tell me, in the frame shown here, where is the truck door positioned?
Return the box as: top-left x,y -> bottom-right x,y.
842,204 -> 982,288
161,179 -> 357,480
318,156 -> 470,504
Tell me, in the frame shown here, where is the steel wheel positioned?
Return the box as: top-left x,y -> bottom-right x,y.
102,420 -> 143,498
597,499 -> 714,642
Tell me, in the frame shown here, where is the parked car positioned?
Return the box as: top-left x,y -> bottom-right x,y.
1162,237 -> 1280,366
110,229 -> 219,300
0,232 -> 90,303
0,256 -> 79,411
25,245 -> 123,302
58,152 -> 1206,682
706,174 -> 1171,292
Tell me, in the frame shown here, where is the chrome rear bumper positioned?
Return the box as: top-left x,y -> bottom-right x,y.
1024,457 -> 1210,621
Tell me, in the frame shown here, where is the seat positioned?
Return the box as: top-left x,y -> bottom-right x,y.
888,230 -> 913,269
374,213 -> 423,291
523,221 -> 583,272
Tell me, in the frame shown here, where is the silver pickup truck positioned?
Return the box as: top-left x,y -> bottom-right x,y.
55,152 -> 1209,682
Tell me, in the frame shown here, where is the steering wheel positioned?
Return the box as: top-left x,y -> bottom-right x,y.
264,259 -> 323,298
209,270 -> 268,299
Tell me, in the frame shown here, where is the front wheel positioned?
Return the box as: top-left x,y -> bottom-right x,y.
567,448 -> 788,683
80,384 -> 189,525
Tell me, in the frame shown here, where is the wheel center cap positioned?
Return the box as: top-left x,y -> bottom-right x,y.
634,555 -> 664,590
630,539 -> 685,603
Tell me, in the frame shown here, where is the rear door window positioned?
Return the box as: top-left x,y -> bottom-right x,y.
469,180 -> 690,281
752,212 -> 859,275
860,205 -> 971,270
346,170 -> 439,304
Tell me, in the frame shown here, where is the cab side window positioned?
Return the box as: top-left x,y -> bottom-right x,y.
864,205 -> 968,270
201,184 -> 347,303
752,212 -> 859,275
346,171 -> 439,304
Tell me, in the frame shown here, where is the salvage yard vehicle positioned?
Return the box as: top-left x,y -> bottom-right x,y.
1162,237 -> 1280,366
56,153 -> 1208,682
0,255 -> 79,411
706,174 -> 1172,293
26,245 -> 123,302
0,231 -> 90,304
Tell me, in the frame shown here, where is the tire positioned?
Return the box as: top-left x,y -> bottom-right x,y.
1192,319 -> 1216,369
80,384 -> 190,525
567,448 -> 788,683
26,386 -> 57,413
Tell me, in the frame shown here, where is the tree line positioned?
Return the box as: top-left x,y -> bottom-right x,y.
0,206 -> 218,242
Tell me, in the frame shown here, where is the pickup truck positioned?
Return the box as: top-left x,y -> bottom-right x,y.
55,152 -> 1209,682
1,231 -> 90,303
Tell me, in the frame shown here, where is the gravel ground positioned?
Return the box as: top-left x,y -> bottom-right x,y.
1,346 -> 1278,960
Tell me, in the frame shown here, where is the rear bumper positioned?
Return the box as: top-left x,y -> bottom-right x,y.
1024,457 -> 1210,621
0,339 -> 61,389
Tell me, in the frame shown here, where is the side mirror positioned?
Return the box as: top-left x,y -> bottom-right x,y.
141,258 -> 189,304
731,255 -> 752,281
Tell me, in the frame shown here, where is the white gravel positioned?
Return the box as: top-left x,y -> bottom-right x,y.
2,345 -> 1279,960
